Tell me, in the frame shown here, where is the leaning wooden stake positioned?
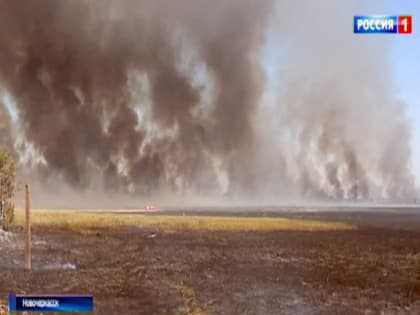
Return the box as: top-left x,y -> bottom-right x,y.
25,184 -> 31,270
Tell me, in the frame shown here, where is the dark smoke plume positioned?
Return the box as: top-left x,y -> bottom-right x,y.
0,0 -> 272,198
0,0 -> 417,205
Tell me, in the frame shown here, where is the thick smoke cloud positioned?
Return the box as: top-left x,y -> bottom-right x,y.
0,0 -> 272,198
262,0 -> 417,200
0,0 -> 417,205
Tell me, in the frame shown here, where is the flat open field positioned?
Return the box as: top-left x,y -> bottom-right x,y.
1,207 -> 420,314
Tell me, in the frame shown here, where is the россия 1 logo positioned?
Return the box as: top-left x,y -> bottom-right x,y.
354,15 -> 412,34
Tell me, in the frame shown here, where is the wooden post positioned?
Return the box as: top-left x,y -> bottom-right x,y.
25,184 -> 31,270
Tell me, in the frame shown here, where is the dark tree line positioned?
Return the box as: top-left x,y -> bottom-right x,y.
0,150 -> 15,228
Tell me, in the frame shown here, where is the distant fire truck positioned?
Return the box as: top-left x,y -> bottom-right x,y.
145,204 -> 156,211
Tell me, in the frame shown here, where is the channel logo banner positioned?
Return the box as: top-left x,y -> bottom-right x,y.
8,294 -> 93,312
354,15 -> 413,34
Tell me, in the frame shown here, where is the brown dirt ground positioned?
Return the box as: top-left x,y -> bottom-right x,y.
1,213 -> 420,315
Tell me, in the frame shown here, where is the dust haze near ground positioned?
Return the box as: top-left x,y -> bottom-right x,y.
0,0 -> 418,206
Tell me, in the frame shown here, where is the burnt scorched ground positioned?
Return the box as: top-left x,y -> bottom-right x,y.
1,216 -> 420,314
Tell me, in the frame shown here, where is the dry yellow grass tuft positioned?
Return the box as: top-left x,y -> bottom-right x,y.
0,301 -> 6,315
0,301 -> 41,315
12,208 -> 356,233
171,283 -> 210,315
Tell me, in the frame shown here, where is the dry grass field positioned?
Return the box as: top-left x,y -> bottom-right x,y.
12,208 -> 357,233
1,208 -> 420,314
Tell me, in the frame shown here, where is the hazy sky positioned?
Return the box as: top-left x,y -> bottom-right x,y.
385,0 -> 420,187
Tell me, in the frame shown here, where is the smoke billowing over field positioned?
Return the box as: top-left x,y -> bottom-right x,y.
0,0 -> 417,205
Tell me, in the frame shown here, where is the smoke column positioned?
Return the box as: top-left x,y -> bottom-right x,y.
0,0 -> 416,206
262,0 -> 417,201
